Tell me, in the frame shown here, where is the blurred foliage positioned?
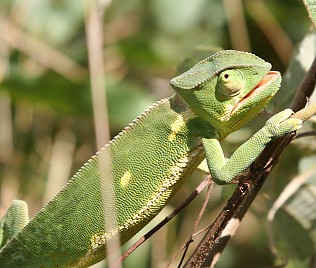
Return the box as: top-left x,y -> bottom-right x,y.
0,0 -> 315,267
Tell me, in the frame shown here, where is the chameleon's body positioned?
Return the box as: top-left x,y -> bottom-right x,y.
0,51 -> 302,267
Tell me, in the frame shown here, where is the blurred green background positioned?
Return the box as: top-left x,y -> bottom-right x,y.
0,0 -> 313,267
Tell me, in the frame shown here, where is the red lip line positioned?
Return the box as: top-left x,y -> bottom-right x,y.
232,71 -> 280,114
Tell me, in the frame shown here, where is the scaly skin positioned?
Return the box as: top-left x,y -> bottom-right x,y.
0,50 -> 302,267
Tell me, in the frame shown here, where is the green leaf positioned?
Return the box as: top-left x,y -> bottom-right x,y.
275,32 -> 316,110
269,156 -> 316,261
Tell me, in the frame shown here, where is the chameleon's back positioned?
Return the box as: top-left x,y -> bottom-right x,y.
0,96 -> 207,267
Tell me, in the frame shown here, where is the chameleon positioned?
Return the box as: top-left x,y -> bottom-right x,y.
0,50 -> 302,267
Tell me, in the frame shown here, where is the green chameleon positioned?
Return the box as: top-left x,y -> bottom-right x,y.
0,50 -> 302,267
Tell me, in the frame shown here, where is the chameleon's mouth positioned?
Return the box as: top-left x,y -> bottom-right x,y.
232,71 -> 280,114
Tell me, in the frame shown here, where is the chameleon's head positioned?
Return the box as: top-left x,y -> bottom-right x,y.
170,50 -> 281,139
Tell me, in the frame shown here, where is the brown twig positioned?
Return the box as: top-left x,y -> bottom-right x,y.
175,180 -> 214,268
296,130 -> 316,139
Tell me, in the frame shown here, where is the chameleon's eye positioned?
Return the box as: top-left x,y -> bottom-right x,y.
216,69 -> 244,97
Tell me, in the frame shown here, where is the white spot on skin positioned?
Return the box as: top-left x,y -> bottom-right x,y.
120,171 -> 132,187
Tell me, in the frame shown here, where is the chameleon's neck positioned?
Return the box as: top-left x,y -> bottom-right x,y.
169,93 -> 219,140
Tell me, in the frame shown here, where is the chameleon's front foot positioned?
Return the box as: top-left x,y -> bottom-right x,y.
263,109 -> 302,139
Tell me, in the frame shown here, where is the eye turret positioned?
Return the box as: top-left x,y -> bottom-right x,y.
216,69 -> 245,97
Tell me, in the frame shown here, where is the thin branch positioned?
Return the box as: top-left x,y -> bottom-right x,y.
176,180 -> 214,268
84,0 -> 111,148
296,130 -> 316,139
292,103 -> 316,122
